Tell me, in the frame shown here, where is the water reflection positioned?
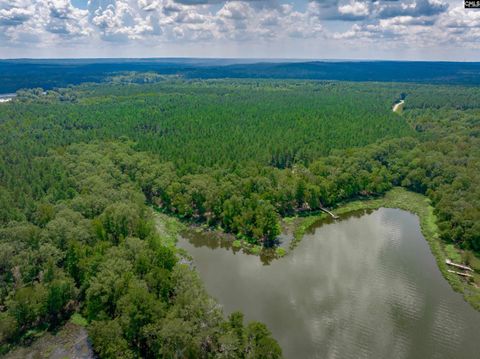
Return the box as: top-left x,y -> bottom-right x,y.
178,208 -> 480,359
181,229 -> 283,265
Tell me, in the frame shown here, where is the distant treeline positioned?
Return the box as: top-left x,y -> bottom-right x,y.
2,59 -> 480,93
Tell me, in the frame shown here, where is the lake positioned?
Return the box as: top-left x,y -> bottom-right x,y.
178,208 -> 480,359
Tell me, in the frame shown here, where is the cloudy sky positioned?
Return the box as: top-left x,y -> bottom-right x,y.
0,0 -> 478,60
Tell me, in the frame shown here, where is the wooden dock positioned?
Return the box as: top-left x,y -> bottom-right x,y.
320,208 -> 339,219
445,259 -> 473,272
447,270 -> 473,278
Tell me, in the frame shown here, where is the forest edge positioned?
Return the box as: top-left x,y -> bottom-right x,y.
178,188 -> 480,311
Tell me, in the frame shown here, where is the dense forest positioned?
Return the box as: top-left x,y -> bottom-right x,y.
2,80 -> 413,167
0,140 -> 282,358
2,59 -> 480,93
1,77 -> 480,357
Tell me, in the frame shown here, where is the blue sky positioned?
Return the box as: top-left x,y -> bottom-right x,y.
0,0 -> 478,60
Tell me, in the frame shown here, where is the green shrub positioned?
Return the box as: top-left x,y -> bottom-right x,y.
275,247 -> 287,257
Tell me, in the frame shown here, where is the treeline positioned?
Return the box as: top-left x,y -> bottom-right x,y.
3,59 -> 480,93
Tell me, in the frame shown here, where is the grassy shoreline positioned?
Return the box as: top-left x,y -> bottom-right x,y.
287,187 -> 480,310
159,188 -> 480,310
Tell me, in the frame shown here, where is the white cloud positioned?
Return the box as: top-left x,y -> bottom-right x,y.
338,1 -> 369,18
46,0 -> 90,36
0,0 -> 477,59
0,7 -> 32,26
374,0 -> 448,19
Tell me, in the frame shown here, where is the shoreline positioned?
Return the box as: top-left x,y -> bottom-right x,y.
288,187 -> 480,311
159,187 -> 480,310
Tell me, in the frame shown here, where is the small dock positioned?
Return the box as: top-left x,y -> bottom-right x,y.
446,259 -> 473,272
447,270 -> 473,278
320,208 -> 339,220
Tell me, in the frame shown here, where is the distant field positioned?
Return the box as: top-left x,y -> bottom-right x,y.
0,79 -> 414,168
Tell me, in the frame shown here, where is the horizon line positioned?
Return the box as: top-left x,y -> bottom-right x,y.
0,56 -> 479,63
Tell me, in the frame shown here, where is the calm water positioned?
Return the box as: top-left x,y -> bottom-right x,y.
178,208 -> 480,359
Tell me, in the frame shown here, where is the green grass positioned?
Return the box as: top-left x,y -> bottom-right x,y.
290,215 -> 327,248
463,251 -> 480,270
69,313 -> 88,327
232,240 -> 242,248
282,216 -> 296,225
275,247 -> 287,257
445,245 -> 462,263
250,245 -> 262,255
152,211 -> 186,247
